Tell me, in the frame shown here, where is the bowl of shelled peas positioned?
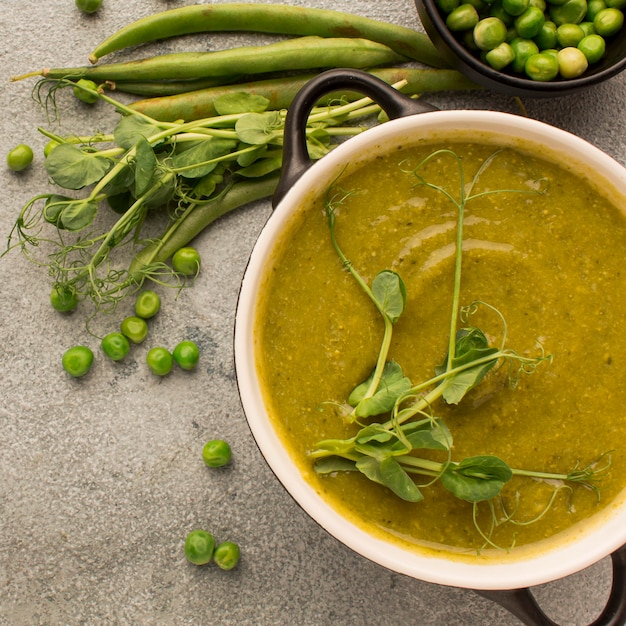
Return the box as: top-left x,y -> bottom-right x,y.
415,0 -> 626,96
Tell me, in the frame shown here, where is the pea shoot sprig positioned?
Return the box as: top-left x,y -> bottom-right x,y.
311,148 -> 611,549
5,78 -> 393,315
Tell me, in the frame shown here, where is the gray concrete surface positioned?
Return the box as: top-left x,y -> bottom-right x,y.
0,1 -> 624,625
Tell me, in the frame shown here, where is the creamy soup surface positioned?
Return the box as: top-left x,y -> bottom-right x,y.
255,140 -> 626,558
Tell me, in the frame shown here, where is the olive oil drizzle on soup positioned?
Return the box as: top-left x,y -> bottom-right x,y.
255,141 -> 626,557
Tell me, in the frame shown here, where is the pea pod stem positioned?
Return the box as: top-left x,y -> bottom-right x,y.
128,67 -> 480,122
88,3 -> 446,68
37,37 -> 407,83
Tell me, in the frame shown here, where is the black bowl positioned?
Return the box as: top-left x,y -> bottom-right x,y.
415,0 -> 626,97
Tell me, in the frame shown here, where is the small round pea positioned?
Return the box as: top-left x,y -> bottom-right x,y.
514,6 -> 546,37
525,51 -> 560,79
202,439 -> 232,468
184,530 -> 215,566
510,37 -> 540,72
557,22 -> 586,45
587,0 -> 608,19
62,345 -> 94,378
578,33 -> 607,62
146,347 -> 174,376
50,285 -> 78,313
7,144 -> 34,172
489,2 -> 515,25
503,0 -> 530,15
173,340 -> 200,371
44,140 -> 60,158
485,41 -> 516,68
213,541 -> 240,571
437,0 -> 461,12
76,0 -> 102,14
550,0 -> 589,24
172,247 -> 201,277
534,19 -> 559,47
120,315 -> 149,344
593,7 -> 624,35
446,3 -> 480,31
557,46 -> 589,77
101,332 -> 130,361
473,17 -> 508,49
73,79 -> 99,104
134,289 -> 161,319
578,20 -> 597,35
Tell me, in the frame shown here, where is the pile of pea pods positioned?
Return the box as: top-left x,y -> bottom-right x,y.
438,0 -> 624,80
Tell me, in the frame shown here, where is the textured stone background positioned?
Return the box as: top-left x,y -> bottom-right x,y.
0,1 -> 624,625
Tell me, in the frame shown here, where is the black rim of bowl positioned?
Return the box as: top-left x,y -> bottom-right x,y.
416,0 -> 626,96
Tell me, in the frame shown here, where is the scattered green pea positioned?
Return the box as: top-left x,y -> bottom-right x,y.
62,345 -> 94,378
7,144 -> 34,172
515,6 -> 546,36
557,22 -> 585,45
533,19 -> 559,46
184,530 -> 215,566
525,50 -> 561,78
76,0 -> 102,14
549,0 -> 588,25
586,0 -> 608,20
510,37 -> 540,71
172,246 -> 201,277
474,16 -> 509,48
134,289 -> 161,319
50,285 -> 78,312
485,41 -> 516,68
213,541 -> 240,571
173,340 -> 200,371
101,332 -> 130,361
146,347 -> 174,376
43,140 -> 60,158
446,3 -> 480,30
202,439 -> 232,468
120,315 -> 149,344
73,79 -> 99,104
503,0 -> 530,15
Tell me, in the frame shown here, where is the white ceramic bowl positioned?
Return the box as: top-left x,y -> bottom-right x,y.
234,70 -> 626,622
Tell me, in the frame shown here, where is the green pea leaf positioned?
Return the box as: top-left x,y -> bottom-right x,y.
133,136 -> 157,198
349,361 -> 411,418
392,420 -> 453,452
313,457 -> 358,475
113,115 -> 161,150
213,92 -> 270,115
371,270 -> 407,324
356,456 -> 424,502
440,455 -> 512,502
171,138 -> 237,179
45,144 -> 112,190
58,198 -> 98,231
235,111 -> 283,145
236,143 -> 267,167
436,327 -> 499,405
42,195 -> 73,226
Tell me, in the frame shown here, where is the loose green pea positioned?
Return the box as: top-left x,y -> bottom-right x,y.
525,51 -> 561,79
50,285 -> 78,313
120,316 -> 149,344
213,541 -> 240,571
515,6 -> 546,37
101,332 -> 130,361
173,340 -> 200,371
558,45 -> 589,76
578,20 -> 597,33
474,17 -> 508,49
578,33 -> 606,61
587,0 -> 607,19
134,289 -> 161,319
510,37 -> 540,71
44,140 -> 60,158
73,79 -> 99,104
437,0 -> 461,12
62,346 -> 94,378
146,347 -> 173,376
485,41 -> 516,68
593,7 -> 624,35
550,0 -> 589,24
202,439 -> 232,468
529,0 -> 547,9
184,530 -> 215,566
503,0 -> 530,15
557,22 -> 586,45
490,1 -> 515,25
7,144 -> 34,172
76,0 -> 102,14
534,19 -> 559,46
172,246 -> 201,277
446,3 -> 480,30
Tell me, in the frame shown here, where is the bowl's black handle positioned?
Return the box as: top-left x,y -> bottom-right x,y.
475,544 -> 626,626
272,68 -> 437,209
